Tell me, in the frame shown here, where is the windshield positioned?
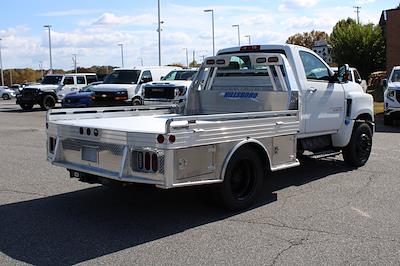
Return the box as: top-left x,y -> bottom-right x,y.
162,71 -> 197,81
391,70 -> 400,82
80,85 -> 94,92
103,70 -> 141,84
42,75 -> 63,85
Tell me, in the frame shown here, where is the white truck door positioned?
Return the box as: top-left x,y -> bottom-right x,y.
61,76 -> 77,95
299,51 -> 345,134
76,76 -> 86,90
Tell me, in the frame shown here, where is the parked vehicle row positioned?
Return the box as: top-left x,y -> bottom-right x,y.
94,66 -> 181,106
62,82 -> 128,108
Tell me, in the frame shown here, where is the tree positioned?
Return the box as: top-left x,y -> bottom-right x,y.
286,30 -> 329,49
330,18 -> 385,78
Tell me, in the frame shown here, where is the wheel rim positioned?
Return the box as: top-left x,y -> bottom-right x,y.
356,133 -> 372,162
230,159 -> 256,200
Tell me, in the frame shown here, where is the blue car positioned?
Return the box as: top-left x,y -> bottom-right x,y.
62,84 -> 128,108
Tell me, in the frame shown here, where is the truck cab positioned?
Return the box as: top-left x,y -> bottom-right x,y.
383,66 -> 400,125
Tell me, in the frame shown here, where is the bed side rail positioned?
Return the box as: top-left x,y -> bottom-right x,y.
47,105 -> 176,122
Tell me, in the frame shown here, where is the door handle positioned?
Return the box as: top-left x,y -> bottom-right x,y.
307,88 -> 317,93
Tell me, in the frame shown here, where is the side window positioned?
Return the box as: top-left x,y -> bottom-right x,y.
86,75 -> 97,84
299,51 -> 330,81
142,70 -> 153,82
76,76 -> 86,85
353,70 -> 361,82
63,77 -> 74,85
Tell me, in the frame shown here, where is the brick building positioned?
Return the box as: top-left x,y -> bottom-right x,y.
380,8 -> 400,72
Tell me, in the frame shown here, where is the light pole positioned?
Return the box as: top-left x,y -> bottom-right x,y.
9,69 -> 13,86
118,43 -> 124,67
43,25 -> 53,74
72,54 -> 77,73
204,9 -> 215,56
183,48 -> 189,68
0,38 -> 4,87
232,24 -> 240,46
138,57 -> 144,66
157,0 -> 162,66
39,61 -> 44,78
244,35 -> 251,45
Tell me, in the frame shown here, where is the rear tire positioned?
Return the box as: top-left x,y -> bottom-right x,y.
216,147 -> 264,211
20,103 -> 34,111
342,123 -> 372,167
132,98 -> 142,106
384,114 -> 393,126
2,94 -> 10,100
40,95 -> 56,110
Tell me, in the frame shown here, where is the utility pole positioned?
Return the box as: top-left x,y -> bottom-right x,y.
72,54 -> 77,73
353,6 -> 361,24
43,25 -> 53,74
0,38 -> 4,87
138,57 -> 144,66
9,69 -> 12,86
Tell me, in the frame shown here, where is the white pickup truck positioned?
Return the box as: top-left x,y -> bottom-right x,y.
142,69 -> 198,105
46,44 -> 374,210
383,66 -> 400,125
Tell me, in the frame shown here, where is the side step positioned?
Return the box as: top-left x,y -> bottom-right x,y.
304,150 -> 341,160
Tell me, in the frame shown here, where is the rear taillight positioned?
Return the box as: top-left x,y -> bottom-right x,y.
145,152 -> 151,170
151,154 -> 158,172
132,150 -> 160,173
137,152 -> 143,170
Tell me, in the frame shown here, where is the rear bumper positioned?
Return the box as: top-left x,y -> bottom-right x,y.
385,108 -> 400,118
16,95 -> 40,105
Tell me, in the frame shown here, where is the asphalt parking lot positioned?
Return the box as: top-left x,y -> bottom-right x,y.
1,99 -> 400,265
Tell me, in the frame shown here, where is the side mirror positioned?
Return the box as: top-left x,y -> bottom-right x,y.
160,76 -> 165,80
338,64 -> 350,82
382,79 -> 388,88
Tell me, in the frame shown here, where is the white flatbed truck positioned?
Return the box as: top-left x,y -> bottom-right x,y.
46,45 -> 374,210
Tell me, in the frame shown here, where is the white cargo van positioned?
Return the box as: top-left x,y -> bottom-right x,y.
93,66 -> 181,105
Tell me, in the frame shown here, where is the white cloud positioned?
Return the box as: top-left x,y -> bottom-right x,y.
279,0 -> 319,11
39,9 -> 103,17
90,13 -> 156,26
355,0 -> 375,4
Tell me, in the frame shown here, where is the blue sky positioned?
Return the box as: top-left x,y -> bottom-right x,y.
1,0 -> 398,70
